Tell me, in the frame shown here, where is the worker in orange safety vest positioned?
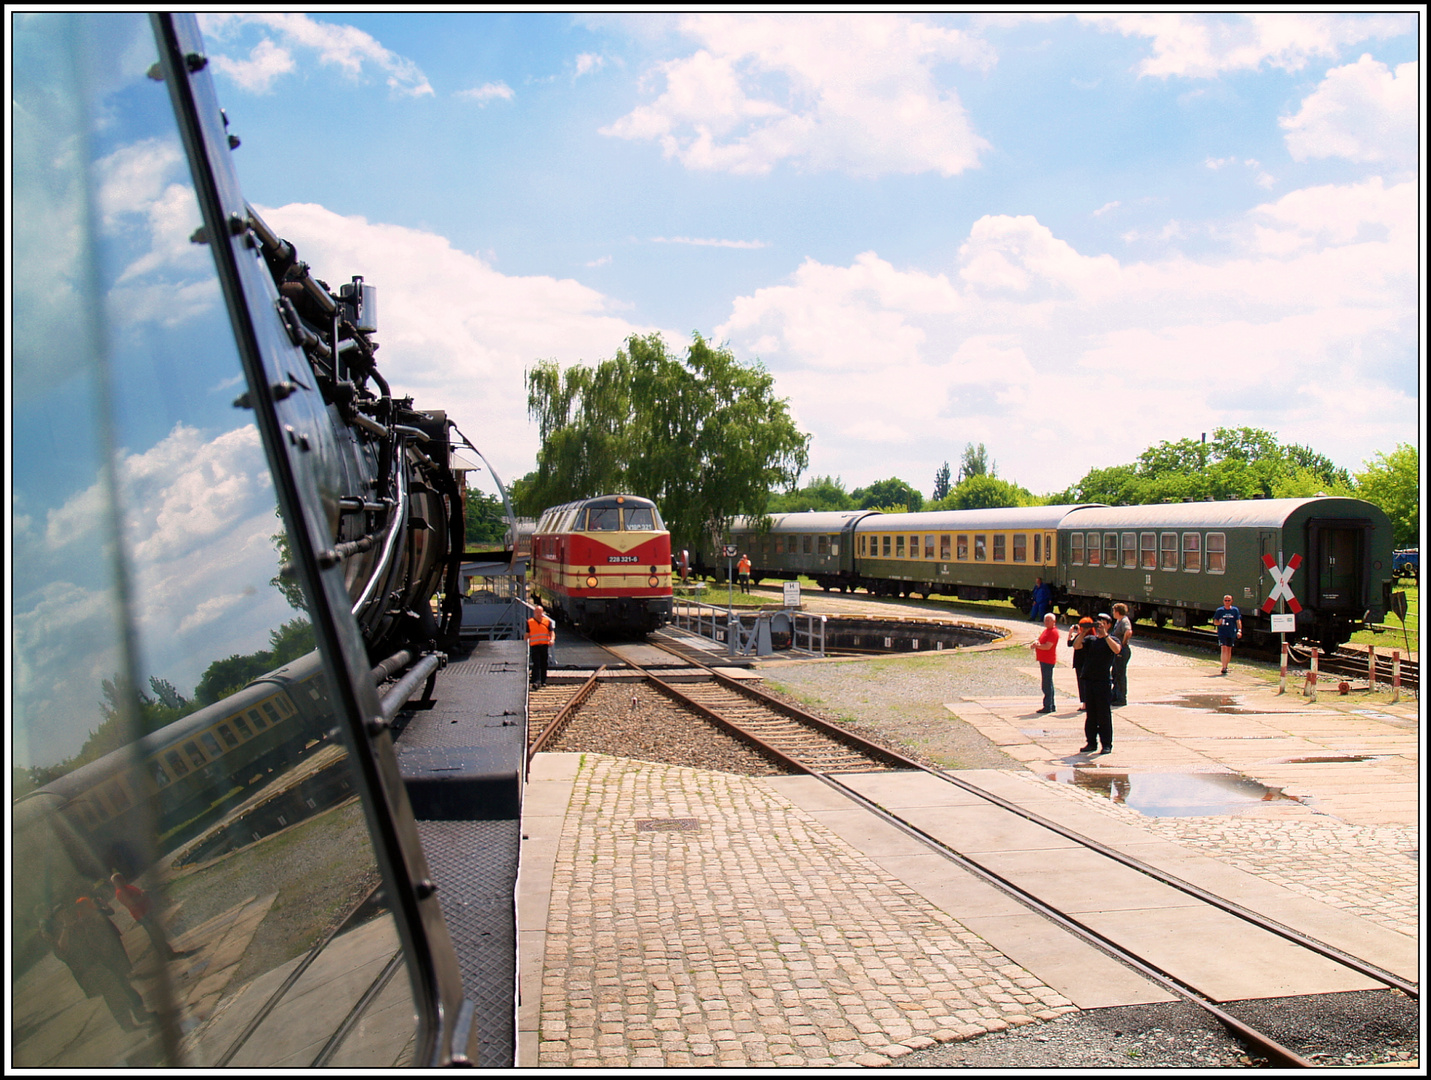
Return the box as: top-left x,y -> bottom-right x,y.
527,602 -> 555,688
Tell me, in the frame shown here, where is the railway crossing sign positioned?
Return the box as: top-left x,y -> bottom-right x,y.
721,545 -> 738,558
1261,553 -> 1303,614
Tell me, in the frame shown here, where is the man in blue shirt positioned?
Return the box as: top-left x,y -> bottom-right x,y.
1214,595 -> 1241,675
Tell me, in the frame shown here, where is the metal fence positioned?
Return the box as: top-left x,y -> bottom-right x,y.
670,599 -> 826,658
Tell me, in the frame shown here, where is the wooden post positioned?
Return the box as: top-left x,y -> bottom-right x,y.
1368,645 -> 1377,691
1391,650 -> 1401,704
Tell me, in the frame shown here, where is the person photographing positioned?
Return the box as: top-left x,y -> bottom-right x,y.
1074,613 -> 1122,755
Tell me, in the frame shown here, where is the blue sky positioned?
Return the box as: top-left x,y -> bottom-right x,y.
160,13 -> 1430,498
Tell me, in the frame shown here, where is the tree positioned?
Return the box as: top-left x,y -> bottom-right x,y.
1356,443 -> 1418,548
464,488 -> 507,548
852,477 -> 923,512
1058,427 -> 1360,506
524,334 -> 809,551
959,442 -> 993,481
767,475 -> 855,514
932,461 -> 952,502
935,475 -> 1034,510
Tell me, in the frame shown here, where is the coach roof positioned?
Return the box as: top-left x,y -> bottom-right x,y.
859,504 -> 1102,534
1059,497 -> 1381,531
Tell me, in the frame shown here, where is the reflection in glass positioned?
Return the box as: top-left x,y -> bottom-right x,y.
11,14 -> 414,1067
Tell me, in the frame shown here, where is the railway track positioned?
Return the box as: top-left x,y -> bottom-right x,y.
527,638 -> 1417,1068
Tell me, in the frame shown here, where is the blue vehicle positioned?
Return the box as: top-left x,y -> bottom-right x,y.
1392,549 -> 1418,580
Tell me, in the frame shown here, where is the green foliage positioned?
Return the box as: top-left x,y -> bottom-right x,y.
463,487 -> 507,548
852,477 -> 923,511
1355,443 -> 1418,548
1058,427 -> 1358,506
932,474 -> 1034,510
523,333 -> 810,550
268,522 -> 307,612
767,475 -> 855,513
932,461 -> 952,501
195,618 -> 315,706
959,442 -> 994,480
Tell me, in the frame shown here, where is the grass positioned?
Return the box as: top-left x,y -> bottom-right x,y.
1349,583 -> 1418,656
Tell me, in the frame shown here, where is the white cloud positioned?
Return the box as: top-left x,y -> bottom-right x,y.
456,81 -> 515,105
1281,56 -> 1417,168
1082,13 -> 1413,78
714,183 -> 1416,495
16,423 -> 294,765
575,52 -> 606,77
651,236 -> 769,249
602,13 -> 993,176
257,202 -> 674,485
201,13 -> 433,97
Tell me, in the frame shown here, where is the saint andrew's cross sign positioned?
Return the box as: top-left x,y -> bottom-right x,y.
1261,553 -> 1303,614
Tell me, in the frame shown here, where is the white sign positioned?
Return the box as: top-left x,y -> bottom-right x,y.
1270,613 -> 1296,633
783,580 -> 801,607
721,545 -> 738,558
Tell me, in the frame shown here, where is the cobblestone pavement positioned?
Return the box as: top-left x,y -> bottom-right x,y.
535,756 -> 1075,1068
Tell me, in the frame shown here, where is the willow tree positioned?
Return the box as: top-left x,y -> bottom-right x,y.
524,333 -> 809,551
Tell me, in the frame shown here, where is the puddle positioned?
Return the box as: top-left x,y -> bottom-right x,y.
1042,769 -> 1306,817
1275,754 -> 1381,764
1157,694 -> 1261,715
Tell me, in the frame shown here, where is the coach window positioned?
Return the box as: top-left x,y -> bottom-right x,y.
774,536 -> 784,556
152,763 -> 171,788
1183,532 -> 1202,572
924,535 -> 935,560
1207,533 -> 1226,573
247,707 -> 267,730
940,535 -> 951,560
1141,532 -> 1157,569
166,751 -> 189,777
233,715 -> 253,740
218,724 -> 240,748
957,535 -> 968,560
993,535 -> 1006,561
974,535 -> 987,561
1161,532 -> 1179,570
1122,533 -> 1137,568
817,535 -> 829,556
1104,533 -> 1119,567
878,535 -> 888,557
200,732 -> 223,758
1013,534 -> 1027,562
263,701 -> 283,725
908,535 -> 919,559
1071,533 -> 1085,565
1086,533 -> 1100,566
896,535 -> 906,558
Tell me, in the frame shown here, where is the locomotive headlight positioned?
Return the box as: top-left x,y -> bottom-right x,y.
648,575 -> 660,588
586,575 -> 599,588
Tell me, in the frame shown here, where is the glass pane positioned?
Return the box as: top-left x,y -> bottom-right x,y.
12,14 -> 415,1067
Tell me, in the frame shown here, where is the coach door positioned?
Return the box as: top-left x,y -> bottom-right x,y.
1313,525 -> 1363,611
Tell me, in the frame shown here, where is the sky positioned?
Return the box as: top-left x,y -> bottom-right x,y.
3,11 -> 1424,766
185,11 -> 1424,502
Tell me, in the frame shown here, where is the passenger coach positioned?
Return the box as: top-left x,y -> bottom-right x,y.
532,494 -> 673,635
1055,497 -> 1394,652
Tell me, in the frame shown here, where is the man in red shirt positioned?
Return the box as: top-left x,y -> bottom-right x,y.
112,872 -> 185,960
1030,612 -> 1060,714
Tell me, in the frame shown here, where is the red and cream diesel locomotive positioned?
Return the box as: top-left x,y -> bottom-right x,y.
531,494 -> 674,635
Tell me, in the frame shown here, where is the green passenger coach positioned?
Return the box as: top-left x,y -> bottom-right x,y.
1055,497 -> 1394,652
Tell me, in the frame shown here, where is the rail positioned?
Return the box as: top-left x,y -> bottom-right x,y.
669,598 -> 826,657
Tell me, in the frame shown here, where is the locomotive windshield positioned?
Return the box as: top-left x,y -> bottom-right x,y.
624,507 -> 661,530
586,507 -> 621,531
